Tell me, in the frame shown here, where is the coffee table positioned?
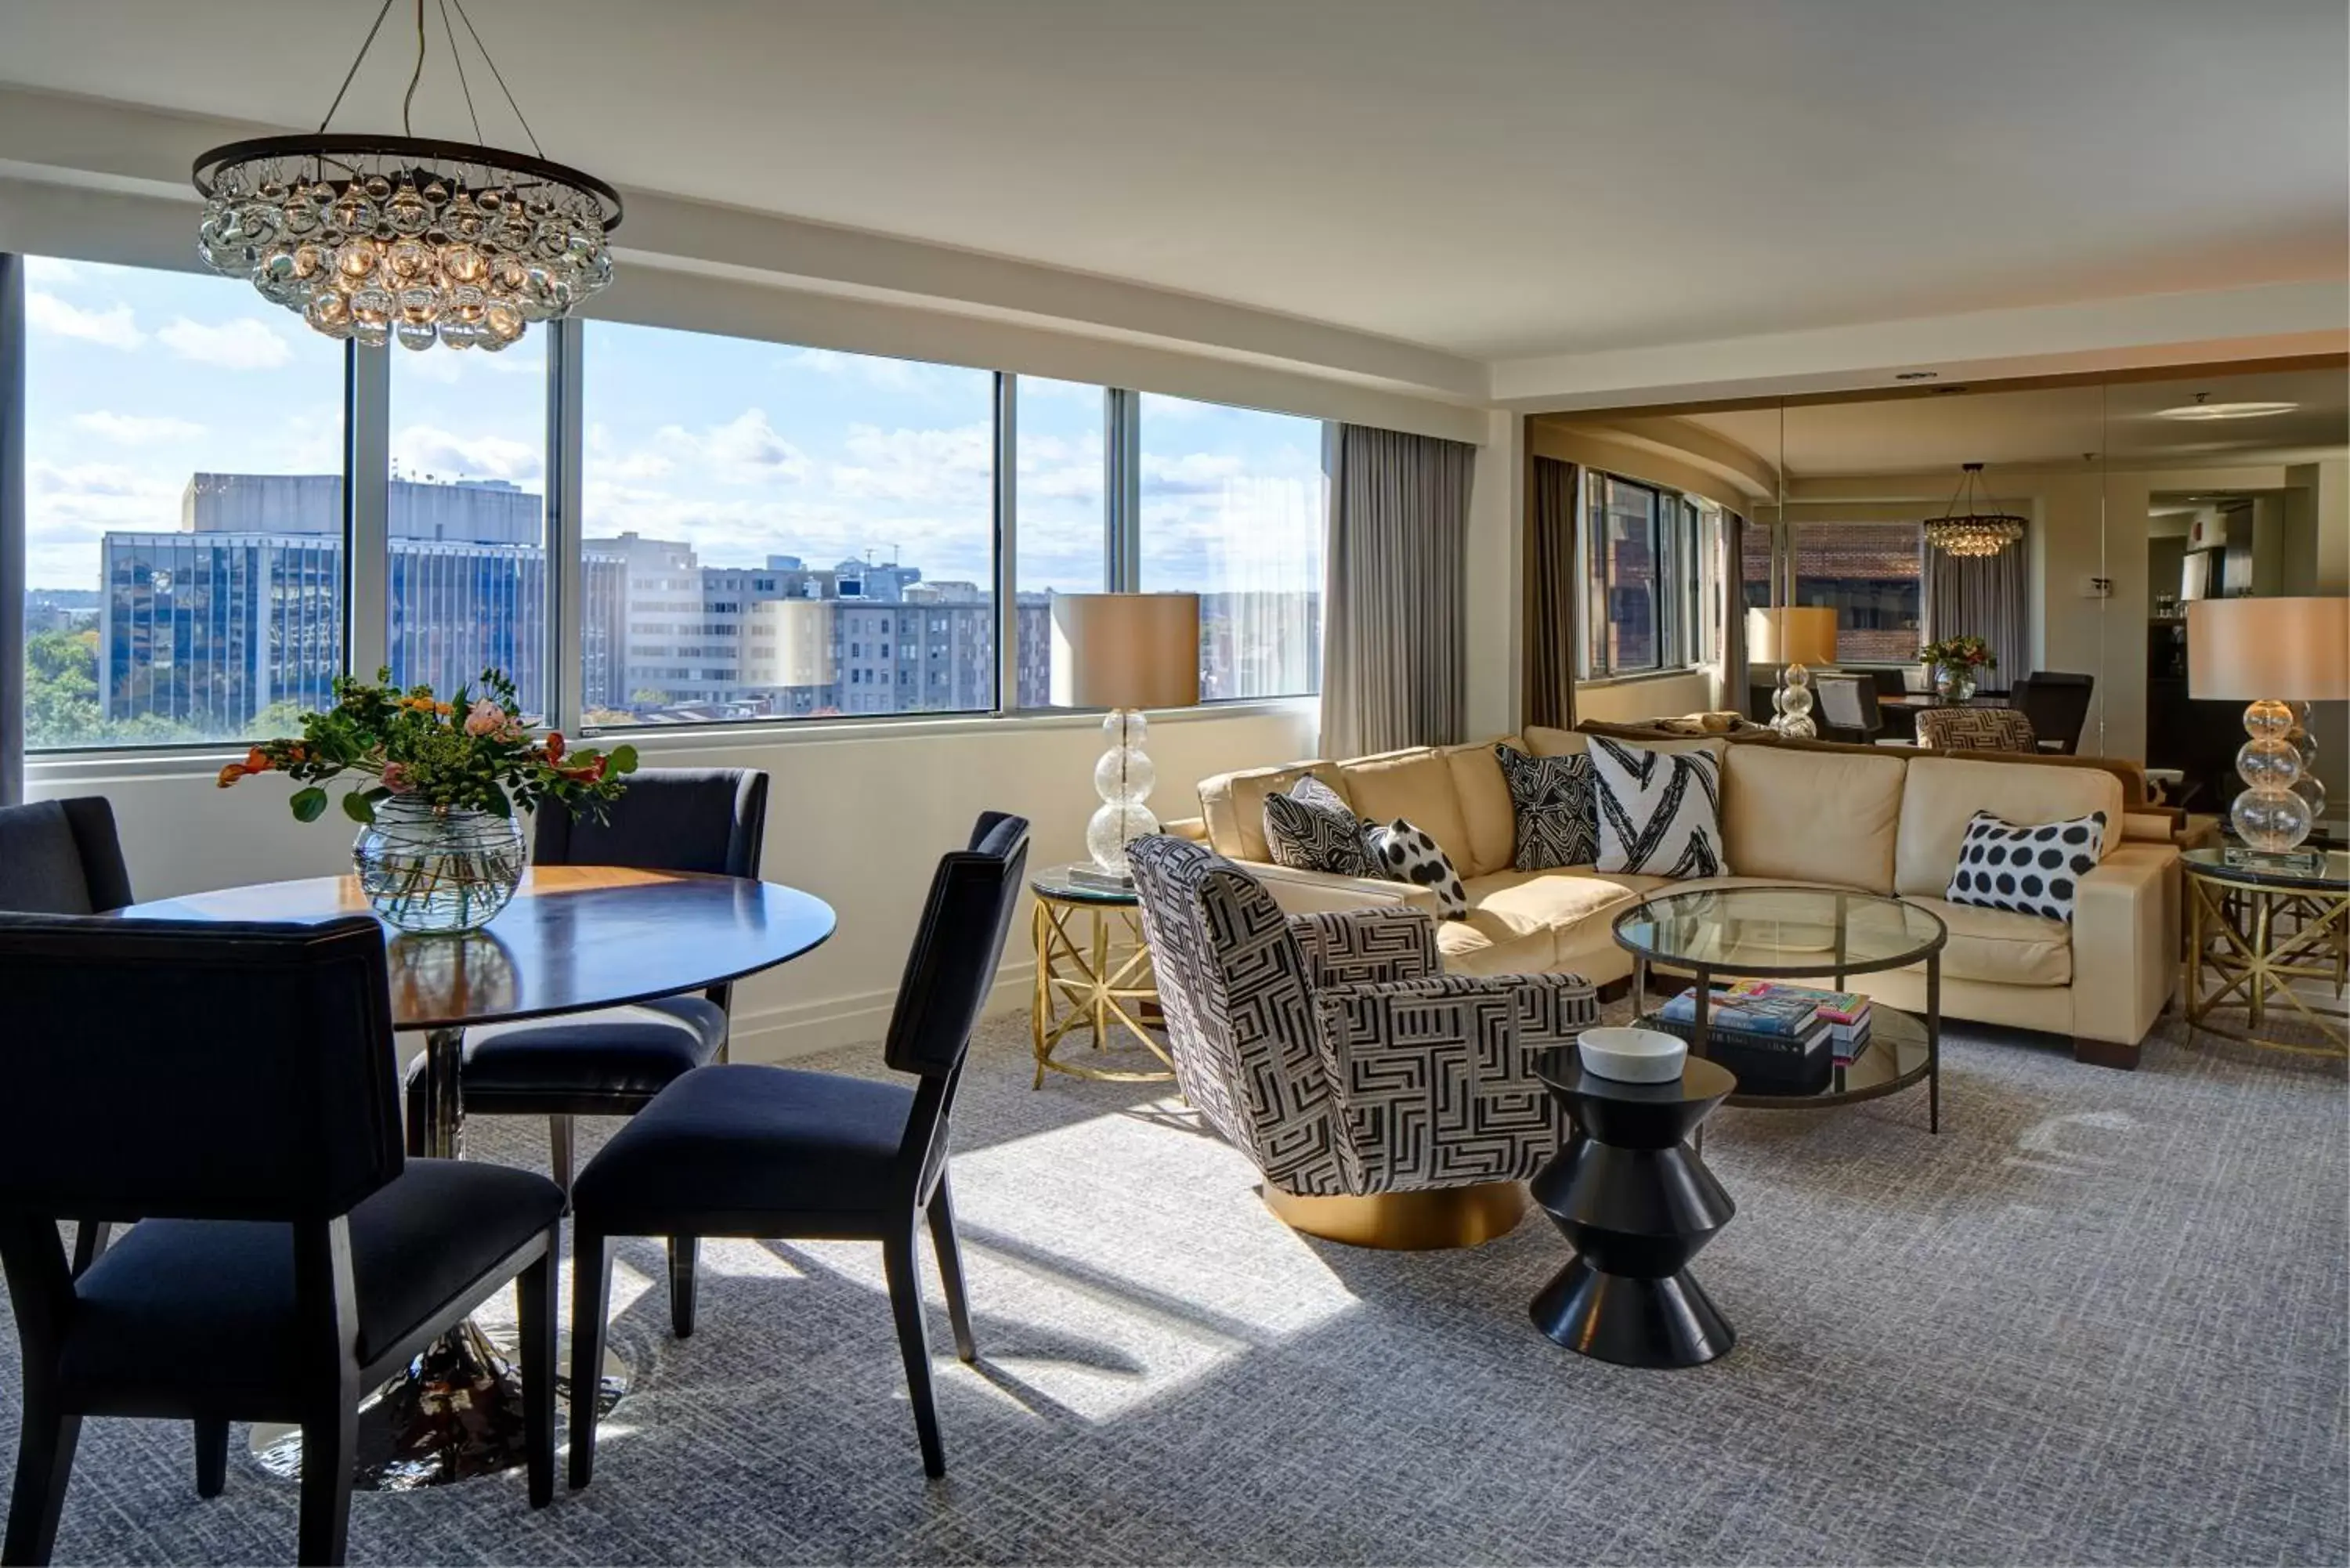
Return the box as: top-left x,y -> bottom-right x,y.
1613,885 -> 1948,1133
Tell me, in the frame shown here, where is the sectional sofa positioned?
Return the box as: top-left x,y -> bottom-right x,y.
1173,726 -> 2182,1068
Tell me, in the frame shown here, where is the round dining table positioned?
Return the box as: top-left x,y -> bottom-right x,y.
112,864 -> 837,1490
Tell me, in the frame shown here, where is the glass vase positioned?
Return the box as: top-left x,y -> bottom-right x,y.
353,798 -> 527,934
1935,665 -> 1978,703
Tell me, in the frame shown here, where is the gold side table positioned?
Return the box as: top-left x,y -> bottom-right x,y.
1030,864 -> 1173,1086
2183,845 -> 2348,1057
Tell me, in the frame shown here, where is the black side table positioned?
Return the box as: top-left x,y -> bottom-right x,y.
1528,1051 -> 1738,1368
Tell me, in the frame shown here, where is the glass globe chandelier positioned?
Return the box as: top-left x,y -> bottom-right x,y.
1925,463 -> 2027,558
190,0 -> 620,352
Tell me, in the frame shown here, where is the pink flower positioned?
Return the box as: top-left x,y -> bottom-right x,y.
463,698 -> 507,737
380,762 -> 416,794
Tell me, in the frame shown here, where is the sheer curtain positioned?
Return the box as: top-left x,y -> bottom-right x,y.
1922,534 -> 2032,685
1523,456 -> 1578,731
1320,425 -> 1477,757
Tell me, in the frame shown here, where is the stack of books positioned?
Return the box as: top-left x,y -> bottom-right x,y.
1652,985 -> 1834,1094
1727,981 -> 1874,1065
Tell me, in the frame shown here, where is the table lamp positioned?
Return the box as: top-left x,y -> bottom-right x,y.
1746,606 -> 1838,738
2187,595 -> 2348,858
1050,592 -> 1200,880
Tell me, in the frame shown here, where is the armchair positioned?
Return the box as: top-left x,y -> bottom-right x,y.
1126,835 -> 1596,1249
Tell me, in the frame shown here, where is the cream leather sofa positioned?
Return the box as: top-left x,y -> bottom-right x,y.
1177,727 -> 2181,1068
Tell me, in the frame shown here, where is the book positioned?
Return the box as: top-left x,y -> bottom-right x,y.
1657,986 -> 1820,1037
1729,980 -> 1871,1047
1651,1011 -> 1833,1058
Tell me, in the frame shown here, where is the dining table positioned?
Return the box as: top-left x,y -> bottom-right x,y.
113,863 -> 837,1490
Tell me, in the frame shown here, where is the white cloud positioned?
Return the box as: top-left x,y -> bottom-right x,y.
394,424 -> 544,486
157,316 -> 294,371
788,347 -> 964,399
26,291 -> 143,350
833,421 -> 992,504
634,409 -> 812,486
72,411 -> 205,445
1140,449 -> 1245,497
23,257 -> 81,284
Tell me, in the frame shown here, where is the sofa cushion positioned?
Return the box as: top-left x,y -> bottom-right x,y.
1494,744 -> 1598,871
1365,819 -> 1468,918
1946,809 -> 2109,923
1200,761 -> 1350,862
1589,738 -> 1728,878
1903,896 -> 2073,987
1459,869 -> 1647,946
1723,743 -> 1907,894
1896,757 -> 2124,898
1434,916 -> 1555,977
1338,750 -> 1475,877
1263,776 -> 1379,878
1441,739 -> 1524,878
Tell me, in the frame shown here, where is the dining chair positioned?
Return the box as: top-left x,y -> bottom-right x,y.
410,768 -> 770,1193
566,811 -> 1030,1487
0,914 -> 565,1566
1914,705 -> 2039,753
1812,674 -> 1882,745
2009,672 -> 2095,754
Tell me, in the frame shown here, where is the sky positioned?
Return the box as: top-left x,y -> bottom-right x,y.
21,257 -> 1326,600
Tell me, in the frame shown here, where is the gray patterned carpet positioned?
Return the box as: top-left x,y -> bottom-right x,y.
6,1006 -> 2345,1566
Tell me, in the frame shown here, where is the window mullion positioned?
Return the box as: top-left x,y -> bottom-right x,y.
346,341 -> 390,682
548,317 -> 584,734
993,370 -> 1018,714
1106,388 -> 1141,591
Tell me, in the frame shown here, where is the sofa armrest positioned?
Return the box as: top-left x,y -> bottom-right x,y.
1160,817 -> 1210,844
2070,842 -> 2179,1047
1311,973 -> 1598,1190
1242,859 -> 1444,918
1286,906 -> 1441,988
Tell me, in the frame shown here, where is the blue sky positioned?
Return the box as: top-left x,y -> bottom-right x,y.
23,258 -> 1326,598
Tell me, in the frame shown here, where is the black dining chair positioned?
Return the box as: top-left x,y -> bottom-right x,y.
566,811 -> 1029,1487
410,768 -> 770,1190
0,914 -> 565,1566
2010,672 -> 2096,754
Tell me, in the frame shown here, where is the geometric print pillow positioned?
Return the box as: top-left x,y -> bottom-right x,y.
1494,743 -> 1598,870
1587,736 -> 1728,879
1365,818 -> 1469,919
1261,775 -> 1379,879
1945,808 -> 2107,923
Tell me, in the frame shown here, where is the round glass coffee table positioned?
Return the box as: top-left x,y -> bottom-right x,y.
1613,885 -> 1948,1132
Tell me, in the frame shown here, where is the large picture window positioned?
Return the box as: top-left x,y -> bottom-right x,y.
1582,471 -> 1733,678
1137,395 -> 1325,701
19,258 -> 347,748
1792,522 -> 1925,664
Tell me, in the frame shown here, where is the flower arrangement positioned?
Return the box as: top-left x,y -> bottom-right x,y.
218,668 -> 638,824
1918,635 -> 1997,674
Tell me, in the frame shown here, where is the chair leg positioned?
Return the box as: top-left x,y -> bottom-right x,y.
294,1403 -> 356,1567
568,1229 -> 612,1490
3,1389 -> 80,1567
548,1115 -> 574,1211
67,1222 -> 110,1278
193,1416 -> 228,1500
926,1176 -> 978,1364
881,1217 -> 946,1479
667,1235 -> 698,1340
516,1241 -> 557,1509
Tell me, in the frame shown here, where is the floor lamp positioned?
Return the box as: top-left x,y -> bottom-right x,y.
1050,592 -> 1201,883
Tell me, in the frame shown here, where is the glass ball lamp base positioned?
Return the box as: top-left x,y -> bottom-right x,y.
1769,663 -> 1817,739
2230,697 -> 2315,852
1086,709 -> 1159,877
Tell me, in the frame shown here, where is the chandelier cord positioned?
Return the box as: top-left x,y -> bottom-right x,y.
448,0 -> 548,161
437,0 -> 485,147
401,0 -> 426,138
316,0 -> 401,133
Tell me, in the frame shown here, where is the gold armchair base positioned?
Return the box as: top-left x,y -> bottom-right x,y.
1264,1180 -> 1528,1250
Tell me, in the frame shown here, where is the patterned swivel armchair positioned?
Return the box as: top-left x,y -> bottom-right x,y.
1915,704 -> 2039,753
1126,834 -> 1596,1248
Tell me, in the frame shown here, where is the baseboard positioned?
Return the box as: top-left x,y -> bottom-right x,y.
728,959 -> 1037,1064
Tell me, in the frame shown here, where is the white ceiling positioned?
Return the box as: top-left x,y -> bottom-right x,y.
0,0 -> 2343,363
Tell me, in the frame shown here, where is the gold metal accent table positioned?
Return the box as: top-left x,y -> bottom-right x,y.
1030,863 -> 1173,1085
2183,846 -> 2348,1056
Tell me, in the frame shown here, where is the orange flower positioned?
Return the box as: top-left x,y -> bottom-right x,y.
216,763 -> 246,788
543,730 -> 566,762
242,746 -> 273,773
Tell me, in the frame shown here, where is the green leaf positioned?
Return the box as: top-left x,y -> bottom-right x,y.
483,782 -> 514,818
607,743 -> 639,774
289,786 -> 328,823
342,789 -> 378,825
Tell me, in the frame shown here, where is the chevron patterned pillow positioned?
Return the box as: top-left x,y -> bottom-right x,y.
1261,775 -> 1379,878
1588,737 -> 1729,879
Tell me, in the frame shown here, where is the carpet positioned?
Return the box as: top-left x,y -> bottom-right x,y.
5,1008 -> 2345,1566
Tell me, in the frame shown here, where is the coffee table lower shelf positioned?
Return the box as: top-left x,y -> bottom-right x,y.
1637,1004 -> 1936,1123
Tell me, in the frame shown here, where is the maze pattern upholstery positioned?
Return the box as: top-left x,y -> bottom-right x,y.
1916,706 -> 2038,753
1128,835 -> 1596,1198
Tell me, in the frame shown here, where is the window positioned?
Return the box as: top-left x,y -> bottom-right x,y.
19,258 -> 346,748
388,332 -> 550,718
1582,472 -> 1734,678
1792,522 -> 1925,664
582,323 -> 996,724
1137,395 -> 1325,701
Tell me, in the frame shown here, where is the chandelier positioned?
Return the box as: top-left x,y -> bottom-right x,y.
1925,463 -> 2026,558
190,0 -> 620,352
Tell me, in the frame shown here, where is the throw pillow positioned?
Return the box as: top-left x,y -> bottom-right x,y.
1587,736 -> 1728,879
1366,818 -> 1469,919
1945,808 -> 2107,923
1261,776 -> 1379,878
1494,743 -> 1597,870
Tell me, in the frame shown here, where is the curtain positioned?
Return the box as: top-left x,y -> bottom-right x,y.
1922,533 -> 2031,685
1719,509 -> 1748,715
1,255 -> 23,807
1523,456 -> 1578,731
1320,425 -> 1477,757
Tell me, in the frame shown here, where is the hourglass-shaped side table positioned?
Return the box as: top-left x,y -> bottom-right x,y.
1528,1051 -> 1739,1369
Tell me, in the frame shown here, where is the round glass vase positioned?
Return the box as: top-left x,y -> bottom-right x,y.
1934,664 -> 1978,702
352,798 -> 527,935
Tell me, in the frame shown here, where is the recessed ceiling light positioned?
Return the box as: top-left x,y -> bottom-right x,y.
2153,394 -> 2300,421
1894,370 -> 1938,381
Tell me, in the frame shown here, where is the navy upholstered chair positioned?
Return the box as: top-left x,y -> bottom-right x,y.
0,914 -> 564,1566
2010,672 -> 2095,754
566,811 -> 1029,1487
0,798 -> 132,916
410,768 -> 770,1188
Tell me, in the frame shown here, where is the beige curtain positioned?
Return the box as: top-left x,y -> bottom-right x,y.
1320,425 -> 1477,757
1922,536 -> 2031,684
1524,456 -> 1578,731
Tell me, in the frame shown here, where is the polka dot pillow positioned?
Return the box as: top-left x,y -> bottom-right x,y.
1366,818 -> 1469,920
1945,808 -> 2109,923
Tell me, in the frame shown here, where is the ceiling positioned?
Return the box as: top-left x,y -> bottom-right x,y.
0,0 -> 2343,363
1676,366 -> 2350,477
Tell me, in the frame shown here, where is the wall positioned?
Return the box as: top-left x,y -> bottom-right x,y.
2282,461 -> 2348,813
29,704 -> 1318,1060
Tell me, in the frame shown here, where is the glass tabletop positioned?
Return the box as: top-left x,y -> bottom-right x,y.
1613,884 -> 1947,977
1031,862 -> 1142,905
2182,845 -> 2350,892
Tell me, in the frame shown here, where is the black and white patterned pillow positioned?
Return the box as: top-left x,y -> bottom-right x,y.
1946,809 -> 2107,922
1494,743 -> 1597,870
1366,818 -> 1469,919
1261,776 -> 1379,878
1587,736 -> 1727,879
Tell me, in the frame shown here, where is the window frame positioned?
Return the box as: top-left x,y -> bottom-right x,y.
1580,468 -> 1725,682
